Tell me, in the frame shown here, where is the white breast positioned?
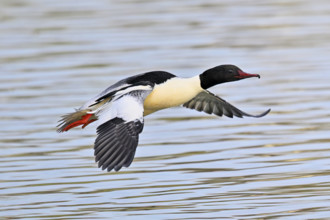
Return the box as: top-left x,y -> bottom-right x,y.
143,76 -> 203,115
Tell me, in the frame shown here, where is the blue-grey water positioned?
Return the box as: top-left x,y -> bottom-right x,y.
1,0 -> 330,219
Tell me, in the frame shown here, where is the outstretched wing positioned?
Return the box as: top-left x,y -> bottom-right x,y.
183,90 -> 270,118
94,117 -> 143,172
94,83 -> 153,172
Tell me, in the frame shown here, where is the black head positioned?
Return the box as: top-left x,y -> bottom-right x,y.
199,64 -> 260,89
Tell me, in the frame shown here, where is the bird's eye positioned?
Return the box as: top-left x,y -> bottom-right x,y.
228,69 -> 234,74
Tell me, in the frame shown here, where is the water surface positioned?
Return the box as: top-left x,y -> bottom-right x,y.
1,0 -> 330,219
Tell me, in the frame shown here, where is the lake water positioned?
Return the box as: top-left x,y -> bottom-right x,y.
1,0 -> 330,219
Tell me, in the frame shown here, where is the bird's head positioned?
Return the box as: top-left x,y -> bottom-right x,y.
200,64 -> 260,89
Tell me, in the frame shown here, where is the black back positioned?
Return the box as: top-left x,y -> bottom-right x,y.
127,71 -> 176,85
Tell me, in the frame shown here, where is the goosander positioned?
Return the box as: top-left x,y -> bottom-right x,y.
58,65 -> 270,172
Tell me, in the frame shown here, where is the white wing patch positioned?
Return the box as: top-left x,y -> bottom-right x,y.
96,84 -> 153,126
97,95 -> 143,126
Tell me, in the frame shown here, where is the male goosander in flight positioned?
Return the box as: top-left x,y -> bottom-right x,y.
57,65 -> 270,172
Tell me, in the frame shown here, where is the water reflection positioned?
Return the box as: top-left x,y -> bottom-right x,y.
1,0 -> 330,219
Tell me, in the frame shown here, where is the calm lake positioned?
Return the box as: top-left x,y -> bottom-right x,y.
1,0 -> 330,219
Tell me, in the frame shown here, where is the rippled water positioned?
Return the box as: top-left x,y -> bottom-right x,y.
1,0 -> 330,219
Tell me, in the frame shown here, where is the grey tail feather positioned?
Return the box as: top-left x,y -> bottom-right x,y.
57,109 -> 90,133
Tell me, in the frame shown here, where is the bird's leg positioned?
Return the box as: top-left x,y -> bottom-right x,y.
63,113 -> 95,131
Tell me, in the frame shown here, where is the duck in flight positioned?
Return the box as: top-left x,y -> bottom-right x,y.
57,65 -> 270,172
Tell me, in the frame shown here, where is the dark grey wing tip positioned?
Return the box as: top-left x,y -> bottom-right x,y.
243,108 -> 271,118
183,91 -> 271,119
94,118 -> 144,172
255,108 -> 271,118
